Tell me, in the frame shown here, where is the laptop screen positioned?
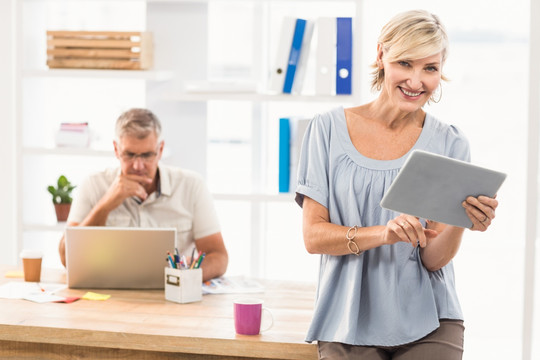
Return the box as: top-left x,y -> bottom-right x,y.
65,227 -> 176,289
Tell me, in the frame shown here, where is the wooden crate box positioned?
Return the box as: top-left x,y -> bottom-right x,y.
46,31 -> 153,70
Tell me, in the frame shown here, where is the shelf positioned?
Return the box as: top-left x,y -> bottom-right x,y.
22,69 -> 174,81
22,0 -> 347,3
148,0 -> 351,3
23,147 -> 113,157
213,193 -> 296,202
165,91 -> 359,103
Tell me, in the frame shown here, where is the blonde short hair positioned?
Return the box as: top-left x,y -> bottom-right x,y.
371,10 -> 449,92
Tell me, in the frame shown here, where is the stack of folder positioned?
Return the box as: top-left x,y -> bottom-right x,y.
278,117 -> 310,193
55,122 -> 91,148
269,17 -> 353,96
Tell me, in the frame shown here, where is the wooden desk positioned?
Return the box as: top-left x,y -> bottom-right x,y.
0,266 -> 317,360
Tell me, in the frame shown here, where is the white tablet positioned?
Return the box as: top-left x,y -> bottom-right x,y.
380,150 -> 507,228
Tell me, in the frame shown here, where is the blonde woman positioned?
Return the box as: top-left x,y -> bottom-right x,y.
295,10 -> 498,359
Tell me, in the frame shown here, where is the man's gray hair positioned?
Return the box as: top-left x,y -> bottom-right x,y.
115,108 -> 162,140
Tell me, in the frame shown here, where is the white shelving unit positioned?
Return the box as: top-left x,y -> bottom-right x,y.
22,147 -> 113,157
163,92 -> 358,103
15,0 -> 363,278
22,69 -> 175,81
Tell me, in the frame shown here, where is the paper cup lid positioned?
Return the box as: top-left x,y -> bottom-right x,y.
20,249 -> 43,259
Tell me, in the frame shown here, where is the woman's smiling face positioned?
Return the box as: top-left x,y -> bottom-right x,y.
379,51 -> 443,113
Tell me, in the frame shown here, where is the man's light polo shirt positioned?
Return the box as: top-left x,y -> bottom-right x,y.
67,165 -> 221,253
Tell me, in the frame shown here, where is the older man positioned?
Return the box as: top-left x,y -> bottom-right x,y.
59,108 -> 228,281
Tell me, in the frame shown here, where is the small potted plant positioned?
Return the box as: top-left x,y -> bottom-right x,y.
47,175 -> 76,222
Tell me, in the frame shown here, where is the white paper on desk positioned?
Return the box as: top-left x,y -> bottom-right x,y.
202,277 -> 264,295
0,282 -> 67,300
23,293 -> 67,303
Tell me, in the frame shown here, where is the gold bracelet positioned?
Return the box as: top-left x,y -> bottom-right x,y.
346,225 -> 362,255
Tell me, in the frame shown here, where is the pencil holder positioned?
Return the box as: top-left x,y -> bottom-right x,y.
164,267 -> 202,304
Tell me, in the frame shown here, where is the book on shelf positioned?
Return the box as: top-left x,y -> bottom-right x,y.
269,16 -> 353,96
336,17 -> 353,95
268,17 -> 296,93
315,17 -> 353,96
279,117 -> 311,193
283,18 -> 308,94
279,118 -> 291,193
289,117 -> 310,192
269,17 -> 313,95
291,19 -> 315,95
315,17 -> 336,95
54,122 -> 91,148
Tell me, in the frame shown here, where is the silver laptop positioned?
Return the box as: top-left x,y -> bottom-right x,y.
65,227 -> 176,289
380,150 -> 506,228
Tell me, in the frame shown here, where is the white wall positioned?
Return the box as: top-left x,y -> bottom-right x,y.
146,2 -> 209,177
0,0 -> 17,265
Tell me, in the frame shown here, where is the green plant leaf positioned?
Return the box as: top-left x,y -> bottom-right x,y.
48,175 -> 75,204
58,175 -> 69,188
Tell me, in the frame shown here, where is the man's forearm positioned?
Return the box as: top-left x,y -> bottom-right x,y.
79,198 -> 116,226
59,221 -> 79,267
200,252 -> 228,282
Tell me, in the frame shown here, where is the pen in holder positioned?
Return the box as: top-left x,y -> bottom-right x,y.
164,267 -> 202,304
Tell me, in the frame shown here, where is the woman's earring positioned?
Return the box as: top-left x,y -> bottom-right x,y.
430,84 -> 442,103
